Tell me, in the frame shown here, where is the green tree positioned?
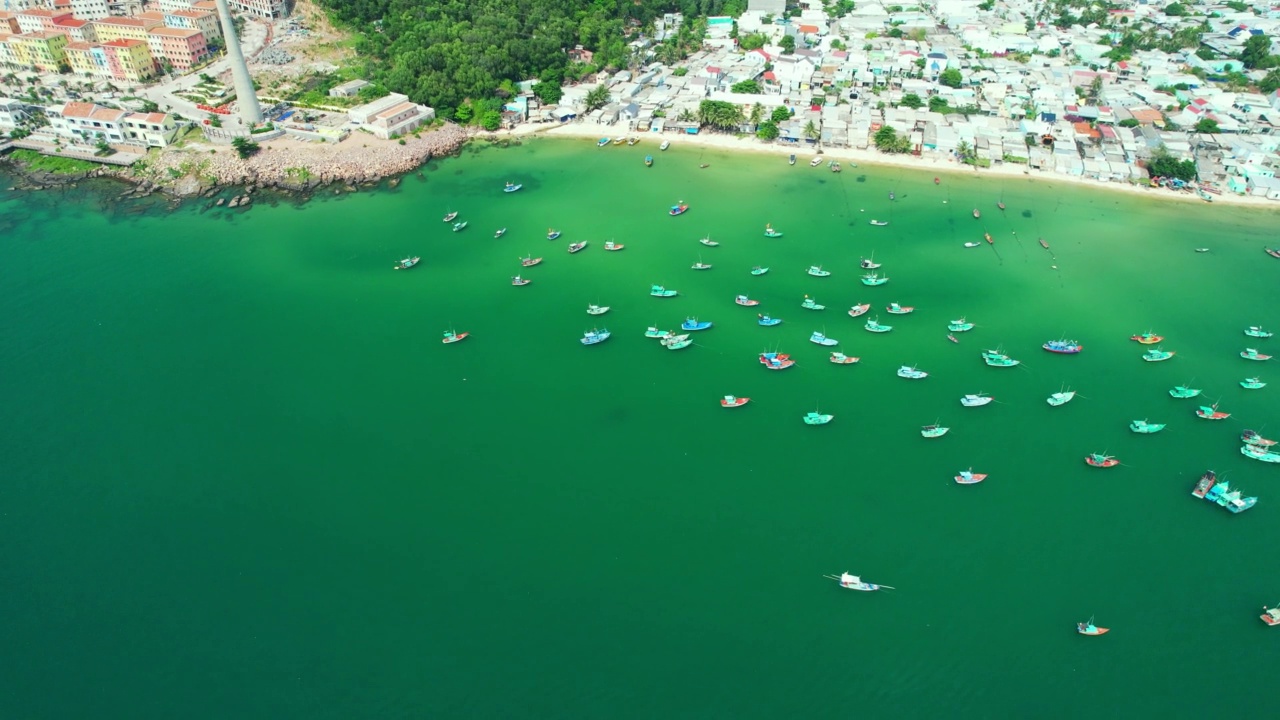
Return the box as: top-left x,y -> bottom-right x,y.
1260,69 -> 1280,94
1119,118 -> 1140,128
900,93 -> 923,109
928,95 -> 949,113
956,139 -> 974,163
454,103 -> 474,123
584,85 -> 612,112
739,33 -> 768,51
1193,117 -> 1220,133
770,105 -> 792,123
731,79 -> 761,94
231,137 -> 260,159
1164,3 -> 1187,15
207,113 -> 222,128
749,102 -> 765,127
480,110 -> 502,131
1148,145 -> 1197,181
1240,34 -> 1275,69
939,67 -> 963,88
779,35 -> 796,54
532,81 -> 562,106
756,121 -> 779,140
873,125 -> 901,152
697,99 -> 745,131
803,119 -> 819,142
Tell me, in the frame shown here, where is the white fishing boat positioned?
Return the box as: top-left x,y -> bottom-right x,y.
961,393 -> 993,407
824,572 -> 892,591
897,365 -> 927,379
660,140 -> 670,151
587,304 -> 610,315
1047,386 -> 1076,406
806,265 -> 831,277
809,331 -> 839,346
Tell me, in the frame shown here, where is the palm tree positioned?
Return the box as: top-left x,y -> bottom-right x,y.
749,102 -> 765,128
677,108 -> 695,123
956,139 -> 973,163
803,119 -> 820,144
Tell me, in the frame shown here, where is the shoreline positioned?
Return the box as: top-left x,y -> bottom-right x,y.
501,122 -> 1280,210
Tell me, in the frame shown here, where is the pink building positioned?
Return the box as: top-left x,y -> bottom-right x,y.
16,8 -> 74,34
147,26 -> 208,71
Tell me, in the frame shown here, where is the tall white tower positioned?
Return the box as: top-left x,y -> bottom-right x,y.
213,0 -> 263,126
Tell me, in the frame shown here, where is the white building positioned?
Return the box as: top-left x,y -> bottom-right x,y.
0,96 -> 32,130
70,0 -> 111,20
46,101 -> 179,147
347,92 -> 435,139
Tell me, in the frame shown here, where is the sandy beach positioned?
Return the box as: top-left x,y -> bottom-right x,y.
502,122 -> 1279,210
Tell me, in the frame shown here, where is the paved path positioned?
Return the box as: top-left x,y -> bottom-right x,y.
138,18 -> 270,126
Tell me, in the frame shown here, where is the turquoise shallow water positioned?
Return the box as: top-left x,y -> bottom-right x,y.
3,141 -> 1280,718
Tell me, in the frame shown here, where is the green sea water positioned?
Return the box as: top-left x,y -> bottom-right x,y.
3,140 -> 1280,718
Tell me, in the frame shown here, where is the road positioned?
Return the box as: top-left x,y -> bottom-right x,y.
137,18 -> 271,126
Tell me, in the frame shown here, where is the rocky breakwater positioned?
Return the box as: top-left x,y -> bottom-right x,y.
147,124 -> 468,197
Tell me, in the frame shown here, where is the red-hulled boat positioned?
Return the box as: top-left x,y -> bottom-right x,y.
1242,430 -> 1277,447
1085,453 -> 1120,468
720,395 -> 750,408
847,303 -> 871,317
934,176 -> 940,185
1130,333 -> 1163,344
1191,470 -> 1217,498
1196,404 -> 1230,420
759,351 -> 795,370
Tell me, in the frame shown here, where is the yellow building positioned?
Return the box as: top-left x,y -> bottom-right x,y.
91,17 -> 160,44
102,38 -> 157,83
64,40 -> 109,78
11,30 -> 69,72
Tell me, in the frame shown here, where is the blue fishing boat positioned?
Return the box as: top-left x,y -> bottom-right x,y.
597,138 -> 610,147
757,314 -> 782,326
809,332 -> 838,346
669,202 -> 689,216
764,224 -> 783,238
546,229 -> 561,240
503,182 -> 522,193
644,155 -> 653,167
650,284 -> 678,297
1043,339 -> 1083,354
682,317 -> 713,331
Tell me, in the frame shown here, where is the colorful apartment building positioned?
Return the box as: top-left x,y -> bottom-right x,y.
69,0 -> 112,21
51,17 -> 97,43
0,12 -> 19,34
10,31 -> 69,72
64,40 -> 108,78
0,35 -> 19,67
15,9 -> 73,34
147,26 -> 208,72
92,16 -> 161,45
122,111 -> 178,146
164,9 -> 221,44
101,38 -> 156,82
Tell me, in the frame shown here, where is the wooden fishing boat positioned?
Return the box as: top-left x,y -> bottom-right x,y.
1265,247 -> 1280,258
1191,470 -> 1217,499
750,266 -> 769,276
886,303 -> 914,315
866,318 -> 893,333
1130,419 -> 1166,434
1039,237 -> 1049,249
665,338 -> 693,350
860,255 -> 881,269
1130,332 -> 1163,344
393,256 -> 420,270
452,221 -> 468,232
1047,387 -> 1075,406
860,272 -> 888,286
721,395 -> 749,408
586,304 -> 610,316
1242,430 -> 1277,447
441,330 -> 468,344
1245,326 -> 1273,338
735,294 -> 760,306
1085,453 -> 1120,468
961,393 -> 993,407
443,211 -> 458,222
1261,605 -> 1280,626
699,237 -> 720,247
847,303 -> 871,318
897,365 -> 927,379
1169,385 -> 1201,398
948,318 -> 974,332
1196,404 -> 1230,420
759,351 -> 795,370
806,265 -> 831,277
520,256 -> 542,267
947,334 -> 958,343
955,468 -> 987,484
650,285 -> 678,297
869,220 -> 889,226
1142,347 -> 1175,362
692,261 -> 712,270
764,224 -> 783,238
1043,339 -> 1082,354
1242,444 -> 1280,463
801,296 -> 825,310
644,327 -> 671,339
921,424 -> 949,438
830,352 -> 859,364
580,328 -> 611,345
546,229 -> 561,240
757,314 -> 781,326
567,241 -> 588,253
1077,617 -> 1109,636
984,232 -> 993,244
604,240 -> 625,251
809,331 -> 839,346
511,275 -> 531,286
1241,377 -> 1266,389
972,208 -> 981,218
660,333 -> 690,347
682,317 -> 713,331
1241,348 -> 1272,361
803,410 -> 834,425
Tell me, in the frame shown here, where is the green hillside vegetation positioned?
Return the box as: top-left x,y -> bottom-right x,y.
317,0 -> 744,119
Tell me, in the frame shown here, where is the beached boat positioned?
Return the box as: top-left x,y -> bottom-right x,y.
441,330 -> 468,344
921,424 -> 949,438
1242,444 -> 1280,463
1142,347 -> 1175,362
806,265 -> 831,277
650,285 -> 678,297
1085,453 -> 1120,468
666,338 -> 693,350
1131,332 -> 1163,344
494,228 -> 507,238
1241,348 -> 1272,361
520,255 -> 542,267
865,318 -> 893,333
1196,404 -> 1230,420
1043,339 -> 1082,354
1047,387 -> 1076,406
669,203 -> 689,216
861,272 -> 888,286
692,261 -> 712,270
735,294 -> 760,306
1245,326 -> 1273,338
644,155 -> 653,167
644,327 -> 671,339
982,350 -> 1020,367
751,266 -> 769,275
1039,238 -> 1049,249
809,157 -> 823,167
803,410 -> 834,425
869,220 -> 889,226
721,395 -> 749,408
511,275 -> 531,286
682,317 -> 713,331
860,255 -> 882,269
1077,618 -> 1109,636
660,140 -> 670,151
660,333 -> 690,347
567,241 -> 587,253
764,224 -> 783,238
597,138 -> 610,147
587,304 -> 610,316
453,221 -> 468,232
961,393 -> 993,407
759,351 -> 795,370
699,237 -> 720,246
801,296 -> 825,310
604,240 -> 624,251
1242,430 -> 1277,447
1264,606 -> 1280,626
757,314 -> 781,326
809,331 -> 839,346
830,351 -> 859,364
627,137 -> 640,146
580,328 -> 611,345
1130,419 -> 1166,434
393,256 -> 420,270
789,154 -> 796,165
503,182 -> 522,193
955,468 -> 987,484
443,211 -> 458,222
949,318 -> 975,332
848,303 -> 871,318
1169,385 -> 1201,398
898,365 -> 928,379
1241,377 -> 1266,389
546,229 -> 561,240
886,303 -> 914,315
830,161 -> 841,172
825,573 -> 890,591
1265,247 -> 1280,258
613,137 -> 625,145
972,208 -> 981,219
1192,471 -> 1217,499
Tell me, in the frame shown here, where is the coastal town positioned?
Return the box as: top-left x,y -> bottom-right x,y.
2,0 -> 1280,199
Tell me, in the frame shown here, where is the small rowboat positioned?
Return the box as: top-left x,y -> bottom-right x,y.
546,229 -> 561,240
494,228 -> 507,238
830,352 -> 859,364
443,211 -> 458,222
947,334 -> 958,343
721,395 -> 750,408
1039,237 -> 1049,249
1241,348 -> 1272,361
604,241 -> 624,251
847,303 -> 870,318
963,242 -> 980,248
511,275 -> 531,286
567,242 -> 587,253
984,233 -> 993,244
934,176 -> 940,184
751,266 -> 769,275
520,256 -> 542,267
735,295 -> 760,307
644,155 -> 653,167
972,208 -> 981,219
1265,247 -> 1280,258
1077,618 -> 1109,636
441,330 -> 468,344
660,140 -> 670,151
1085,453 -> 1119,468
869,220 -> 889,226
955,468 -> 987,484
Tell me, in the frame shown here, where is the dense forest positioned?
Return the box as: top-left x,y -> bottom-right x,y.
317,0 -> 747,118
